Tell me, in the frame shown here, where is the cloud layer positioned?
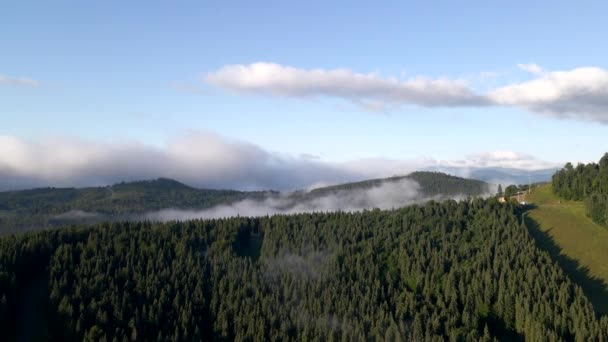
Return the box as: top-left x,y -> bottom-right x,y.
441,151 -> 558,170
0,132 -> 557,192
0,133 -> 356,191
207,63 -> 608,123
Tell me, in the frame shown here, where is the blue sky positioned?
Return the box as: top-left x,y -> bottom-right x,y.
1,1 -> 608,189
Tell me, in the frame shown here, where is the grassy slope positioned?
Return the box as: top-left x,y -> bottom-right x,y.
526,183 -> 608,314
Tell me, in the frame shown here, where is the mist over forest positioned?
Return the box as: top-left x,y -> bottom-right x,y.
3,1 -> 608,340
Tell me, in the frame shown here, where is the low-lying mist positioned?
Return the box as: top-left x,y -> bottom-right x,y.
142,178 -> 469,222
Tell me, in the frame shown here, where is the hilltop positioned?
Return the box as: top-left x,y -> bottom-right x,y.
303,171 -> 488,198
0,178 -> 272,233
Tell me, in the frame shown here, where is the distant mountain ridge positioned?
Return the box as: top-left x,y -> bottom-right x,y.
0,178 -> 272,233
303,171 -> 488,198
0,172 -> 490,234
424,166 -> 557,185
0,177 -> 272,215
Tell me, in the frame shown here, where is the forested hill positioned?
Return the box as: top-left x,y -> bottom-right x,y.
1,199 -> 606,340
0,178 -> 272,234
0,178 -> 272,215
0,172 -> 489,234
304,171 -> 489,198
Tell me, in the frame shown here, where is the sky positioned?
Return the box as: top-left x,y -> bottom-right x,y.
1,1 -> 608,190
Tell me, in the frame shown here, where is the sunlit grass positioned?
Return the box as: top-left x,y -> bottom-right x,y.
527,183 -> 608,314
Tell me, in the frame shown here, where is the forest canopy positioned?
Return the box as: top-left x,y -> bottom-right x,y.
1,199 -> 606,340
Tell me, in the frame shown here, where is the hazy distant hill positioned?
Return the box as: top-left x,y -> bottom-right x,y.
303,171 -> 488,199
0,172 -> 489,234
424,166 -> 557,185
0,178 -> 272,233
0,178 -> 270,214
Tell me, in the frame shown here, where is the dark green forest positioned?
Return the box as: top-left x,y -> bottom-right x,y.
552,153 -> 608,226
0,178 -> 267,215
1,199 -> 607,341
0,178 -> 272,234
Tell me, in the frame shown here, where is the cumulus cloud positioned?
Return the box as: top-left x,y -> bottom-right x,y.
488,67 -> 608,122
0,74 -> 40,87
0,132 -> 556,192
206,63 -> 608,123
206,62 -> 489,107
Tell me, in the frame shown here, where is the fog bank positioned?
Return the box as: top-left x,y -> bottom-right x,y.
143,178 -> 460,222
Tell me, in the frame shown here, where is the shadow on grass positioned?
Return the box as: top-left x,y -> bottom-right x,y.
519,205 -> 608,316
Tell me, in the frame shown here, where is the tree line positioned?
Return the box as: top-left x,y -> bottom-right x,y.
552,153 -> 608,226
1,199 -> 607,340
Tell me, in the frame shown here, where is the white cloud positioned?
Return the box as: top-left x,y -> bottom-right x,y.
206,62 -> 489,107
443,151 -> 558,170
517,63 -> 544,75
206,63 -> 608,124
0,74 -> 40,87
0,133 -> 357,191
488,67 -> 608,122
0,132 -> 557,191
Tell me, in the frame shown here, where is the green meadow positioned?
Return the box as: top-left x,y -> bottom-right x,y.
525,183 -> 608,314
